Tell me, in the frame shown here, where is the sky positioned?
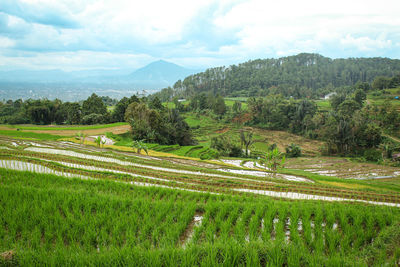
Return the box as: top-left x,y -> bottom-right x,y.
0,0 -> 400,71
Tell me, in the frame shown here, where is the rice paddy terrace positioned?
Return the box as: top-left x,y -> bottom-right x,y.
1,136 -> 400,265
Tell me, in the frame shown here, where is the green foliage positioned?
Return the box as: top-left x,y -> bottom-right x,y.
82,93 -> 107,116
125,102 -> 194,146
75,131 -> 87,144
176,53 -> 400,99
239,130 -> 254,157
200,148 -> 219,160
285,143 -> 302,158
81,113 -> 106,125
212,95 -> 227,117
330,93 -> 346,110
148,96 -> 165,111
112,96 -> 139,122
354,89 -> 367,105
247,96 -> 316,135
363,149 -> 382,162
132,140 -> 148,155
372,76 -> 392,90
259,148 -> 285,173
55,102 -> 81,124
210,135 -> 242,157
232,101 -> 242,114
363,222 -> 400,266
94,136 -> 102,147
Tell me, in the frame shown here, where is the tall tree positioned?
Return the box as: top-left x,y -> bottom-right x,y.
240,130 -> 255,157
82,93 -> 107,116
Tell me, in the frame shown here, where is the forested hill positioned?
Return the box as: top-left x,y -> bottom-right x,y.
169,53 -> 400,99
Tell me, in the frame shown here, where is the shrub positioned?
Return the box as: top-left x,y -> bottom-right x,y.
285,143 -> 302,158
363,149 -> 382,162
200,149 -> 220,160
81,113 -> 105,125
211,135 -> 242,157
249,150 -> 264,159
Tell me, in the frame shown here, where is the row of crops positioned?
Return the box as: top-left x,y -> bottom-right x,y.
0,136 -> 400,207
147,143 -> 212,159
1,168 -> 400,265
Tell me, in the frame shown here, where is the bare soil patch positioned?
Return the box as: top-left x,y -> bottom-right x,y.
251,128 -> 324,156
216,127 -> 230,134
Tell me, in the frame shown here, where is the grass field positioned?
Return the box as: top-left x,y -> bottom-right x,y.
1,94 -> 400,265
1,132 -> 400,265
1,159 -> 400,265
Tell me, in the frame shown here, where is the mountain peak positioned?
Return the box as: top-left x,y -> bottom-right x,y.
128,60 -> 196,86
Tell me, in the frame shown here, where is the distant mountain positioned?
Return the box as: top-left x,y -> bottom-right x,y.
0,60 -> 198,87
0,60 -> 201,101
126,60 -> 198,87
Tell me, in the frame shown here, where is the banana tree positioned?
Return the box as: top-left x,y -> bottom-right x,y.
132,140 -> 148,155
258,148 -> 285,176
94,136 -> 102,147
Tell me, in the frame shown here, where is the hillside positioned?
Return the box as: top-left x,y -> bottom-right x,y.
172,53 -> 400,98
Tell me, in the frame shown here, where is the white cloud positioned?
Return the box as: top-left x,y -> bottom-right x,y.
0,37 -> 15,48
340,34 -> 392,51
0,50 -> 154,71
1,0 -> 400,70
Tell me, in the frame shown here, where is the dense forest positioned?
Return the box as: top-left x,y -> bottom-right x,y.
152,53 -> 400,100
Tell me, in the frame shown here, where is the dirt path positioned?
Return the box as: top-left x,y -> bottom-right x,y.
0,125 -> 131,136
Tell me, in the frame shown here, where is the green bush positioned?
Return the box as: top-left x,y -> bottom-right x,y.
210,135 -> 242,157
363,149 -> 382,162
249,150 -> 264,159
285,143 -> 302,158
200,149 -> 220,160
81,113 -> 105,125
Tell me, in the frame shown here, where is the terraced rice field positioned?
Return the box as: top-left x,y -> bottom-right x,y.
286,157 -> 400,180
1,136 -> 400,265
0,136 -> 399,205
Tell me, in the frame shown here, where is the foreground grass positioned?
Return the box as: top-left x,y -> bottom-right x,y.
1,168 -> 400,266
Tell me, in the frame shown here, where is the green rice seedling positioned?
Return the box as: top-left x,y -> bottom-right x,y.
261,204 -> 276,242
289,206 -> 300,245
219,205 -> 240,242
233,211 -> 247,243
275,206 -> 287,243
301,206 -> 313,249
1,166 -> 400,265
313,207 -> 324,254
212,204 -> 231,240
248,205 -> 263,242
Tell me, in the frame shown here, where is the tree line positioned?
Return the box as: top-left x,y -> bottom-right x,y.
151,53 -> 400,101
0,94 -> 136,125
